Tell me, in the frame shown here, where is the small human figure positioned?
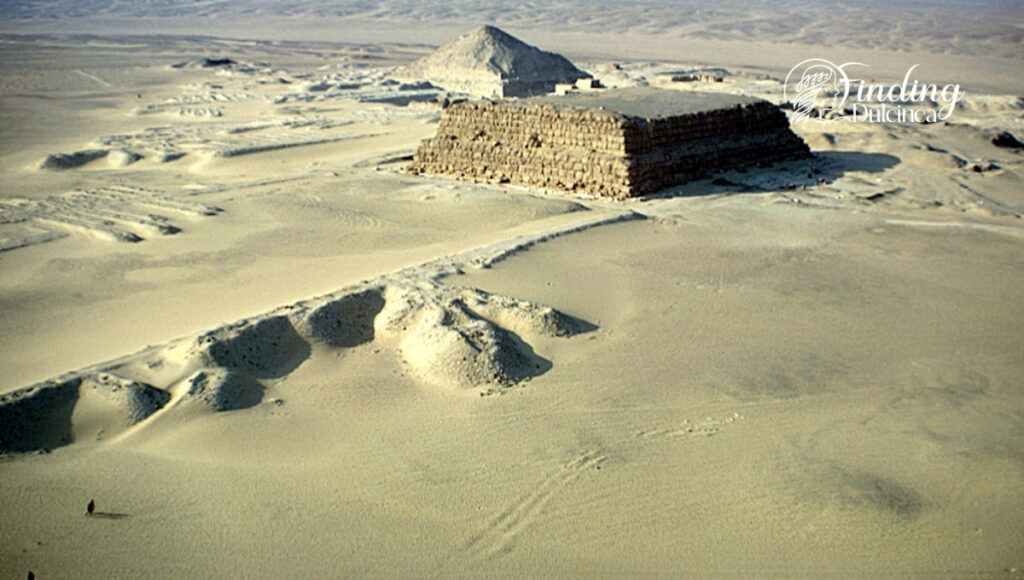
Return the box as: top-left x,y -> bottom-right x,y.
87,499 -> 95,516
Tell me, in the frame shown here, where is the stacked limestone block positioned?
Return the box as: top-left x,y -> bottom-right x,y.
410,88 -> 810,198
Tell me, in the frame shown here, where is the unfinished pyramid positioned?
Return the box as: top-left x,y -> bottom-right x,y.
400,25 -> 589,98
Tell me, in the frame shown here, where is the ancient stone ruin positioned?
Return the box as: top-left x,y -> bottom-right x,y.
410,88 -> 811,198
399,25 -> 589,99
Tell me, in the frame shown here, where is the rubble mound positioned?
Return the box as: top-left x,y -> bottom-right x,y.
400,25 -> 588,98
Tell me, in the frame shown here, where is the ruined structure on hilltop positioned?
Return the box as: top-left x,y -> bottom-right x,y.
410,88 -> 811,198
399,25 -> 589,99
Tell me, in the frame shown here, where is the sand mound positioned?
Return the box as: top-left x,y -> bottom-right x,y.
155,151 -> 187,163
298,287 -> 386,347
38,149 -> 108,170
106,148 -> 143,167
0,276 -> 589,442
78,373 -> 169,425
0,380 -> 78,453
0,373 -> 168,453
375,282 -> 590,392
201,57 -> 237,68
169,57 -> 259,73
382,286 -> 544,390
458,287 -> 593,338
400,25 -> 588,97
181,369 -> 264,411
191,316 -> 311,379
300,80 -> 334,92
991,131 -> 1023,149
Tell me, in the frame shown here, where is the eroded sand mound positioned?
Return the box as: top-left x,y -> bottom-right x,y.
0,373 -> 169,453
175,277 -> 589,407
0,381 -> 78,453
297,287 -> 385,347
190,315 -> 311,379
380,285 -> 540,390
79,373 -> 170,425
372,281 -> 590,390
0,278 -> 592,452
38,149 -> 108,169
456,287 -> 591,338
290,277 -> 591,391
180,369 -> 264,412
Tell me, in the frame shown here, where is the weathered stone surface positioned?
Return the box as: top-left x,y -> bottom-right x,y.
410,87 -> 810,197
399,25 -> 588,98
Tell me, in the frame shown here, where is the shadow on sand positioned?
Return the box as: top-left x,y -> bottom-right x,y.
89,512 -> 130,520
641,151 -> 902,200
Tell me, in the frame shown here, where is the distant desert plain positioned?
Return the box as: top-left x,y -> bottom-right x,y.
1,1 -> 1023,578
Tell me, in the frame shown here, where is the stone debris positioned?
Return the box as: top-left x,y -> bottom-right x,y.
671,73 -> 724,83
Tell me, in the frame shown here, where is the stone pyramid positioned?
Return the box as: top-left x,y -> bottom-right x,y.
401,25 -> 588,98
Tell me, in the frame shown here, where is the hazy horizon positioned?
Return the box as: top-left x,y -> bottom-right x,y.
1,0 -> 1020,61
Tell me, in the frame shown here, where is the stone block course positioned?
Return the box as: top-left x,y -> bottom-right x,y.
410,88 -> 810,197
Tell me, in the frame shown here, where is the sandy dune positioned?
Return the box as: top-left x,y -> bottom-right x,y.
1,4 -> 1023,578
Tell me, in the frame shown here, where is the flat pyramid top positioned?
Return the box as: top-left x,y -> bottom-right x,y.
514,87 -> 764,120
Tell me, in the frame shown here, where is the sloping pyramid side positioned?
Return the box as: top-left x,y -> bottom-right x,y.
401,25 -> 588,98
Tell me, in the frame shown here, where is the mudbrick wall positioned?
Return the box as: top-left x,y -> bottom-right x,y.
410,95 -> 810,197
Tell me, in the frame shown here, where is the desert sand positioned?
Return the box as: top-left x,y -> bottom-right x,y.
1,1 -> 1023,578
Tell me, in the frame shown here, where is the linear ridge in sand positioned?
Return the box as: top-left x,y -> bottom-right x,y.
0,186 -> 222,250
0,209 -> 630,454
